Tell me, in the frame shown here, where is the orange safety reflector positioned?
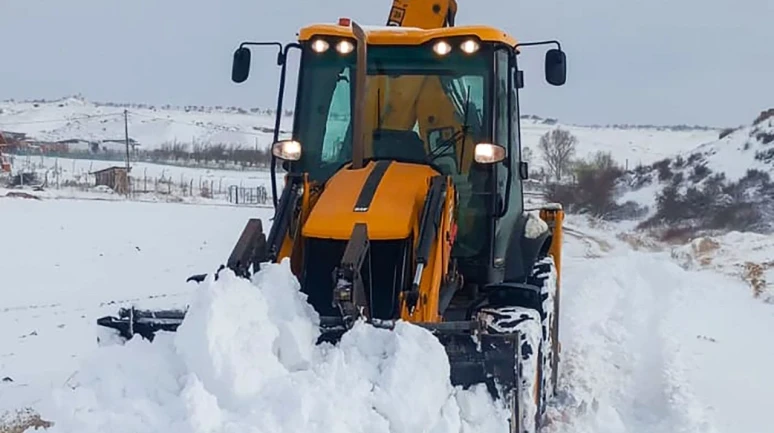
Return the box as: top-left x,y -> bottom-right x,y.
338,17 -> 351,26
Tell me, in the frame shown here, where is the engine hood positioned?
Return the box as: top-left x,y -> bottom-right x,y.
302,160 -> 439,240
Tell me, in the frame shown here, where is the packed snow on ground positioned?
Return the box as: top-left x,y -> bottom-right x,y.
0,197 -> 263,415
3,198 -> 774,433
544,216 -> 774,433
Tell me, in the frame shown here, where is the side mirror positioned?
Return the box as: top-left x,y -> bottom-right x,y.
232,47 -> 252,83
519,161 -> 529,179
474,143 -> 506,164
545,48 -> 566,86
271,140 -> 302,161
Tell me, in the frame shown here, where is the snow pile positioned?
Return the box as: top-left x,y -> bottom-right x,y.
34,259 -> 509,433
670,231 -> 774,303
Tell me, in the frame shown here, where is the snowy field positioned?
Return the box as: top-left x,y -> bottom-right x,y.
0,199 -> 261,418
2,196 -> 772,433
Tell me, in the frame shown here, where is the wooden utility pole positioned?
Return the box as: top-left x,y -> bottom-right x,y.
123,109 -> 131,196
124,109 -> 130,170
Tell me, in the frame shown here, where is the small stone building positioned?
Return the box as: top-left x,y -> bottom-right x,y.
92,166 -> 130,194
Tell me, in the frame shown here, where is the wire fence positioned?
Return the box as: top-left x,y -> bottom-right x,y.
5,161 -> 273,207
128,175 -> 271,206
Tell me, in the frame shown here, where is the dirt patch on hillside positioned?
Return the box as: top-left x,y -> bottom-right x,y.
743,261 -> 774,300
616,231 -> 664,252
0,409 -> 52,433
3,192 -> 42,200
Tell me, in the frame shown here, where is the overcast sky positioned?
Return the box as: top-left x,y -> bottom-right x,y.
1,0 -> 771,126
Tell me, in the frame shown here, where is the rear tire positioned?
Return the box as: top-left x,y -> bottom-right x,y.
476,253 -> 559,433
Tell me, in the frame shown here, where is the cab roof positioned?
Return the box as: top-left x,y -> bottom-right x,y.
298,24 -> 518,47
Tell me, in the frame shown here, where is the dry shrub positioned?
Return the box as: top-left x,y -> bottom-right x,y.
545,151 -> 644,220
753,108 -> 774,126
659,226 -> 696,244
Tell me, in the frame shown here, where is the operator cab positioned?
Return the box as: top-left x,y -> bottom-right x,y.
231,23 -> 566,281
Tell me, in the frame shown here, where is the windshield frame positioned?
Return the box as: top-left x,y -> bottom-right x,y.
287,38 -> 497,182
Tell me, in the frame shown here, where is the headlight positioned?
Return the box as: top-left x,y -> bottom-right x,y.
272,140 -> 302,161
336,40 -> 354,54
433,40 -> 452,56
311,39 -> 329,53
473,143 -> 506,164
460,39 -> 479,54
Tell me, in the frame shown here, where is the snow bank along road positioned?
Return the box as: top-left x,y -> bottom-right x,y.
1,198 -> 772,433
546,221 -> 774,433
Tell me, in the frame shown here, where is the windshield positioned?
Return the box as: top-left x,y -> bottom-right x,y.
292,43 -> 491,182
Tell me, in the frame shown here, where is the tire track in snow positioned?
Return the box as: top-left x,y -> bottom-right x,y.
544,229 -> 716,433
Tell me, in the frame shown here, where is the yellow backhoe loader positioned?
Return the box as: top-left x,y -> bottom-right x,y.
97,2 -> 567,431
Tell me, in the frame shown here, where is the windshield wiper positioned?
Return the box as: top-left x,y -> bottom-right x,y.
426,84 -> 471,174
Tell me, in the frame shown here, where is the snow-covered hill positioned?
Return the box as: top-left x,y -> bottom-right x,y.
0,96 -> 288,152
619,109 -> 774,233
1,96 -> 719,170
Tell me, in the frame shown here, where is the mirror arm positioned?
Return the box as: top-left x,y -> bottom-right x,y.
514,40 -> 562,51
239,41 -> 285,65
269,42 -> 301,208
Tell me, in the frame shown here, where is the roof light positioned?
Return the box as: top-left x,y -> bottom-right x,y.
460,39 -> 479,54
433,40 -> 452,56
338,17 -> 351,26
311,39 -> 329,53
336,40 -> 354,54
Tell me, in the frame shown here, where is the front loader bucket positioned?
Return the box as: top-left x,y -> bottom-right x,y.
437,332 -> 520,397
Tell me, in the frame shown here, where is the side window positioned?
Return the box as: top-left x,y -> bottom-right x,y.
321,68 -> 351,163
494,50 -> 510,206
509,54 -> 523,210
494,50 -> 509,148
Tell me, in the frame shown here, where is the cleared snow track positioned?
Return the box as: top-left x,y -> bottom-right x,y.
544,220 -> 774,433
